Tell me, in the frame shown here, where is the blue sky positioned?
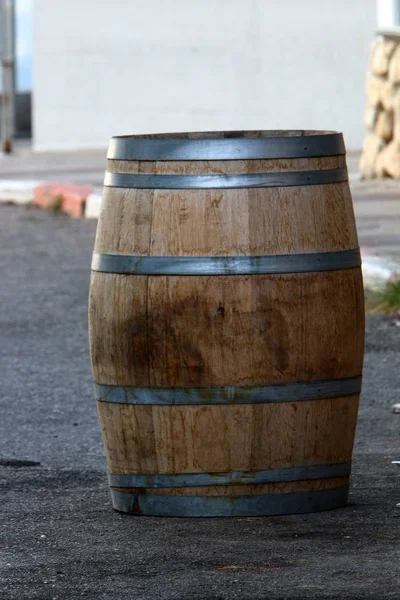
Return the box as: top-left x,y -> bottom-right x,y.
16,0 -> 33,91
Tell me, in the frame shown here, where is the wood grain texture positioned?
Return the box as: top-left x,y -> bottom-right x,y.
89,270 -> 364,387
89,136 -> 364,509
94,184 -> 358,256
97,396 -> 359,474
106,155 -> 346,175
95,154 -> 356,257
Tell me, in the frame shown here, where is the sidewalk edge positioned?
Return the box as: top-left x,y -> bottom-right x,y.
361,253 -> 400,291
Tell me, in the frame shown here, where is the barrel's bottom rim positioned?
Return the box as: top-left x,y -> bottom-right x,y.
110,486 -> 349,517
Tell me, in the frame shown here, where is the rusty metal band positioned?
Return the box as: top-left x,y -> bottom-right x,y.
103,167 -> 348,189
108,462 -> 351,489
107,132 -> 345,161
94,376 -> 362,406
91,248 -> 361,276
110,486 -> 349,516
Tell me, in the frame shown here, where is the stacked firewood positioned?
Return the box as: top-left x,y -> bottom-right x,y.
360,35 -> 400,178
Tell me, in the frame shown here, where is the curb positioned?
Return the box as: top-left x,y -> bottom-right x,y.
0,179 -> 102,219
0,180 -> 42,204
35,183 -> 94,218
1,179 -> 399,291
360,253 -> 400,291
85,192 -> 102,219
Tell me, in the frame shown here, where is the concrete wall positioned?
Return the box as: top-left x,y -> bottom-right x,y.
33,0 -> 377,151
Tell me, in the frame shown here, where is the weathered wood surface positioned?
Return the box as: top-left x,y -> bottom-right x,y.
89,131 -> 364,507
95,155 -> 355,256
90,271 -> 364,387
97,396 -> 359,474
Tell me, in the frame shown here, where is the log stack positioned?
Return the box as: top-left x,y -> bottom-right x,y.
360,33 -> 400,178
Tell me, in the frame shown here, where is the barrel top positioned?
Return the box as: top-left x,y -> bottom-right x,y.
107,130 -> 345,161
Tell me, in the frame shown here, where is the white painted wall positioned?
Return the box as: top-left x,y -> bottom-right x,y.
33,0 -> 377,151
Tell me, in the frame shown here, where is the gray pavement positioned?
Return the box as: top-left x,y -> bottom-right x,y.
0,141 -> 106,188
352,190 -> 400,258
0,204 -> 400,599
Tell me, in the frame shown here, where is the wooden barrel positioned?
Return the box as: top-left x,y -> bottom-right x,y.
89,130 -> 364,517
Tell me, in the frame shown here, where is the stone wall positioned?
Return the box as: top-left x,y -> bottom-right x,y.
360,33 -> 400,178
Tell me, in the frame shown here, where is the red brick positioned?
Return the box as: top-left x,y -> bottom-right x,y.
34,183 -> 93,217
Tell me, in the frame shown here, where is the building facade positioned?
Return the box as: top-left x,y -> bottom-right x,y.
33,0 -> 376,151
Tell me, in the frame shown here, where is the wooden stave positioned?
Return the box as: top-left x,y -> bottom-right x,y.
89,133 -> 364,515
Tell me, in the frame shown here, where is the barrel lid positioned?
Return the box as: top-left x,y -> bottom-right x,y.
107,130 -> 345,161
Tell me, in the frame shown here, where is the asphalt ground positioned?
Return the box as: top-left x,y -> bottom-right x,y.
0,205 -> 399,600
